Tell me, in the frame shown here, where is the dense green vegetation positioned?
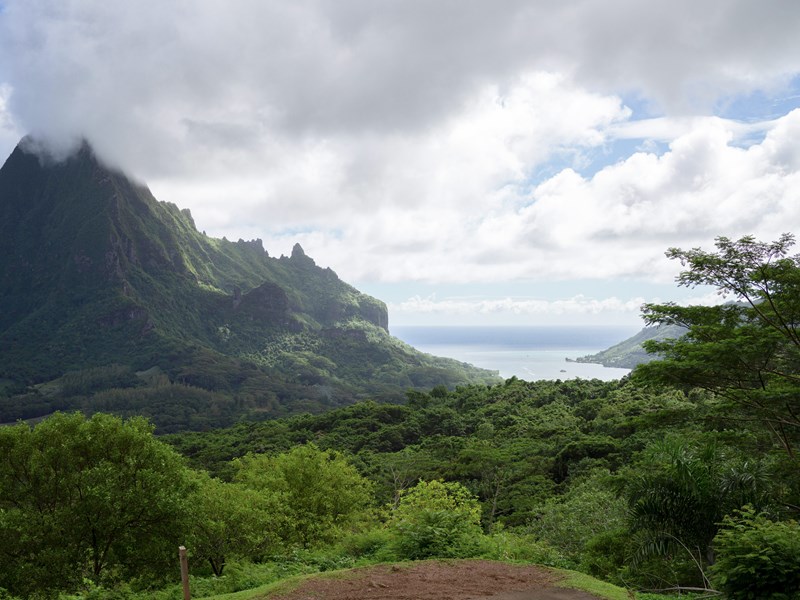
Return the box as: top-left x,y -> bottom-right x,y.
0,413 -> 194,597
166,372 -> 797,591
167,236 -> 800,597
0,325 -> 497,433
639,234 -> 800,460
2,370 -> 796,599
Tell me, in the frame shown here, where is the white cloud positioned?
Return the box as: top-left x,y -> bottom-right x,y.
608,116 -> 778,144
152,72 -> 631,242
0,84 -> 22,156
1,1 -> 800,326
394,294 -> 648,317
267,110 -> 800,286
2,0 -> 800,170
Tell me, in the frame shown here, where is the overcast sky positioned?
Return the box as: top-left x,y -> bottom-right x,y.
1,1 -> 799,327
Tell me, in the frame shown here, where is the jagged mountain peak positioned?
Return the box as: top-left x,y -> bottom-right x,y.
0,138 -> 496,431
0,134 -> 388,350
291,242 -> 306,257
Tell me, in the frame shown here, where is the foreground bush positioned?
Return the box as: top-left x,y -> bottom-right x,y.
479,529 -> 566,566
388,480 -> 485,560
529,469 -> 626,566
711,507 -> 800,600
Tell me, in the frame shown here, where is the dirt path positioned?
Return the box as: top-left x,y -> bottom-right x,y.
269,560 -> 605,600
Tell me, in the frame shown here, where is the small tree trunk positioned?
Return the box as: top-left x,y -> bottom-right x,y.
208,556 -> 225,577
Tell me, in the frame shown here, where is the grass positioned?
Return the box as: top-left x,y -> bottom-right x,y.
200,579 -> 294,600
554,568 -> 634,599
554,568 -> 705,600
201,566 -> 363,600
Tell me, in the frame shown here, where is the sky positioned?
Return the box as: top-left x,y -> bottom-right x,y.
1,1 -> 800,328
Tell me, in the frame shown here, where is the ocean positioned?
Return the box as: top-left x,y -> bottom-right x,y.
391,325 -> 639,381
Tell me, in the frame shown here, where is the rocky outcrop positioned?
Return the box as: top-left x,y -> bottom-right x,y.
234,281 -> 290,324
358,298 -> 389,331
289,243 -> 316,267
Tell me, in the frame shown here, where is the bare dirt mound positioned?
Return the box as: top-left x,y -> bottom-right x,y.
270,560 -> 605,600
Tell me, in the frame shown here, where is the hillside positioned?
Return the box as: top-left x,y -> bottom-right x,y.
0,138 -> 498,430
573,324 -> 687,369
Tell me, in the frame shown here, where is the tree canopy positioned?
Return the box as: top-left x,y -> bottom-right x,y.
0,412 -> 194,596
637,234 -> 800,457
234,443 -> 374,548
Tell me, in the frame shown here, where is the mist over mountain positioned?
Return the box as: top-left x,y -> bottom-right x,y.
0,138 -> 497,431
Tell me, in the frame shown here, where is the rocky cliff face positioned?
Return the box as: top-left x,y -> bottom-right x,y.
234,282 -> 292,325
280,242 -> 389,332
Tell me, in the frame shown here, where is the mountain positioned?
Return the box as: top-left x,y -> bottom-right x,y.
0,138 -> 498,431
573,324 -> 687,369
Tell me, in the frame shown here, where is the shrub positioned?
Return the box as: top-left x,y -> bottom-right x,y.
529,469 -> 626,565
580,528 -> 629,582
712,506 -> 800,600
480,529 -> 567,566
388,480 -> 485,560
335,528 -> 397,562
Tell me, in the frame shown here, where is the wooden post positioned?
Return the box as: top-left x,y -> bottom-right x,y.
179,545 -> 190,600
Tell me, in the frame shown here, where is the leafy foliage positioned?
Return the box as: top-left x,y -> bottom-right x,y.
234,444 -> 374,548
1,367 -> 797,598
164,371 -> 799,594
186,473 -> 278,576
0,413 -> 194,597
388,479 -> 485,560
625,436 -> 771,586
637,234 -> 800,457
712,506 -> 800,600
529,469 -> 627,563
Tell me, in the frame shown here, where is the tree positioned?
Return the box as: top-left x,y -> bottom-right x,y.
234,443 -> 374,548
188,473 -> 278,576
637,234 -> 800,457
0,412 -> 194,597
451,439 -> 514,530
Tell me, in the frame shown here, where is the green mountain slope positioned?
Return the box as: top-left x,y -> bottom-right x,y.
0,139 -> 498,430
574,324 -> 687,369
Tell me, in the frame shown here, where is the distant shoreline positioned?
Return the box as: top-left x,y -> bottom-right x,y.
391,325 -> 637,381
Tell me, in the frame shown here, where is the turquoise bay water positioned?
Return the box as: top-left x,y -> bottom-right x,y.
392,325 -> 638,381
